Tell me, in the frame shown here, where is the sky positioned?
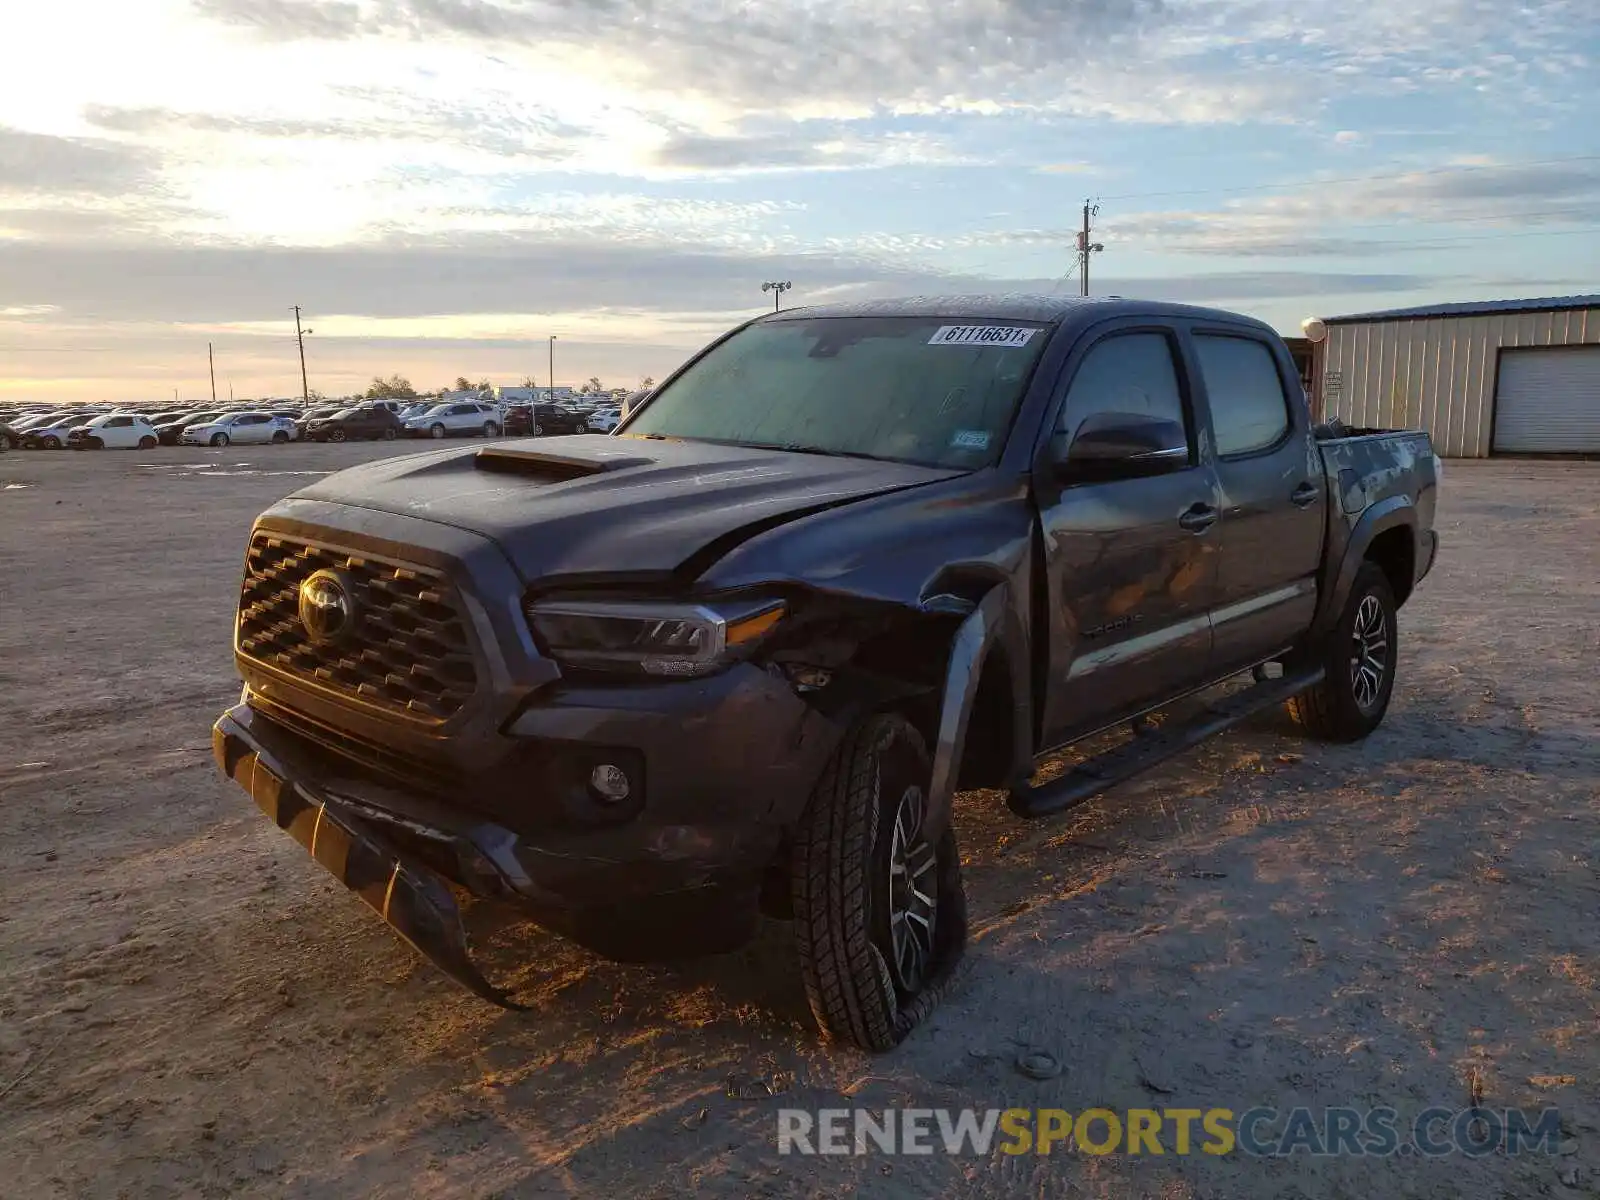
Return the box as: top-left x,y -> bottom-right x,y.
1,0 -> 1598,404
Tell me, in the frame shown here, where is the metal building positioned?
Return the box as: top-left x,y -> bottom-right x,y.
1310,295 -> 1600,457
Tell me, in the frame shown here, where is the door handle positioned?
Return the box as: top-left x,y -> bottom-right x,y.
1178,503 -> 1219,533
1290,482 -> 1319,508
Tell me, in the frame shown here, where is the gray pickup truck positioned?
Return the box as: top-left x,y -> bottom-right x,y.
212,295 -> 1439,1051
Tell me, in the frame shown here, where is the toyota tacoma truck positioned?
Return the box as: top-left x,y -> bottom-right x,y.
212,296 -> 1439,1051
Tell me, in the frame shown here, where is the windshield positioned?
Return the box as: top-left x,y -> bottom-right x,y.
622,316 -> 1050,468
331,408 -> 358,419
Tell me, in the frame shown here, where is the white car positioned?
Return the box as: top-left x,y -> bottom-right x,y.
181,412 -> 298,447
587,407 -> 621,433
68,413 -> 160,450
402,401 -> 502,439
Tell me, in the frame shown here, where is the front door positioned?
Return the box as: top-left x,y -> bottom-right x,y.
1035,327 -> 1222,746
1186,330 -> 1326,673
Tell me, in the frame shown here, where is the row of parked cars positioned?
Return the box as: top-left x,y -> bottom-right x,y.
0,396 -> 626,451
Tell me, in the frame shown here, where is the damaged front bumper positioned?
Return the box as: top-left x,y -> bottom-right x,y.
214,702 -> 535,1007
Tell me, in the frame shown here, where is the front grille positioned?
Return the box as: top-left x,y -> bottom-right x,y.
237,533 -> 479,721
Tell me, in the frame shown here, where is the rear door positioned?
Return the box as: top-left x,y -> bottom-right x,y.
1186,328 -> 1325,673
1035,323 -> 1222,744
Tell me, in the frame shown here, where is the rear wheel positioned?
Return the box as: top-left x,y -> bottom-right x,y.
483,421 -> 500,437
137,435 -> 156,450
430,423 -> 446,439
576,421 -> 589,434
1286,561 -> 1398,741
381,427 -> 397,441
42,435 -> 60,449
532,422 -> 544,436
210,432 -> 229,447
270,430 -> 289,444
791,713 -> 967,1052
328,428 -> 347,443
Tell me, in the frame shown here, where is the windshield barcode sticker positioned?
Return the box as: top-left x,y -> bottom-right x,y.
928,325 -> 1039,348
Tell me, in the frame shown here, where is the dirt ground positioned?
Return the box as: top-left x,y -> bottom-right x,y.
1,445 -> 1596,1199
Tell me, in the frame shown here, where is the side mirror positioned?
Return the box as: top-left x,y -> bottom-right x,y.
1050,411 -> 1189,483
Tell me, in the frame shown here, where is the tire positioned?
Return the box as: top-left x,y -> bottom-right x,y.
87,437 -> 104,450
483,421 -> 500,438
576,422 -> 589,434
328,428 -> 346,443
430,424 -> 446,439
1286,561 -> 1398,742
532,422 -> 543,436
381,427 -> 397,441
138,435 -> 156,450
791,713 -> 968,1052
210,432 -> 229,447
42,435 -> 60,449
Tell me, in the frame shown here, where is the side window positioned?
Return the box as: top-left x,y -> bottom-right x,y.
1057,332 -> 1189,450
110,416 -> 132,428
1193,335 -> 1291,457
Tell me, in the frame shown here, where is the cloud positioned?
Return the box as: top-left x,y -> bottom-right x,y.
0,126 -> 156,196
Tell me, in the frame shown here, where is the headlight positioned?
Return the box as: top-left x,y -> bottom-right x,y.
526,596 -> 786,677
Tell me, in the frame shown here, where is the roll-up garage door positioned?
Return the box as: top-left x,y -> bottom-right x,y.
1493,345 -> 1600,453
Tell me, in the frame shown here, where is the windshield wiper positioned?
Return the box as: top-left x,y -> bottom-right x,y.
733,441 -> 902,465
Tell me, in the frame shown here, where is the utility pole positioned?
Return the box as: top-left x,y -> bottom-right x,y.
208,342 -> 217,404
548,335 -> 556,402
1077,201 -> 1104,297
762,281 -> 792,311
292,305 -> 311,405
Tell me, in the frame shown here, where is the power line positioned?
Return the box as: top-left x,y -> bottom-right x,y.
1098,153 -> 1600,202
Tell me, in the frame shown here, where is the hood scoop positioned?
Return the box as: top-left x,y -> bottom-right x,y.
474,446 -> 656,481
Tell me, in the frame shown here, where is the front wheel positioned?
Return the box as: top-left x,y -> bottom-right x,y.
87,437 -> 104,450
1286,561 -> 1398,741
271,430 -> 289,444
381,427 -> 397,441
210,432 -> 229,447
42,435 -> 61,449
483,421 -> 500,438
576,421 -> 589,434
138,435 -> 156,450
791,713 -> 967,1052
429,423 -> 446,439
328,428 -> 346,443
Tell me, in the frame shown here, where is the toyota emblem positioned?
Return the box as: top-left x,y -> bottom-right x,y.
298,569 -> 356,643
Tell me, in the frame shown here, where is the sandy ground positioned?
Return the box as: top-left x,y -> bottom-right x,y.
1,445 -> 1596,1199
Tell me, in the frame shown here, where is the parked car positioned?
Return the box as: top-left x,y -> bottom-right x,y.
22,416 -> 82,449
67,413 -> 160,450
292,407 -> 343,440
505,402 -> 588,436
305,405 -> 404,443
586,406 -> 621,433
212,295 -> 1440,1051
401,402 -> 501,439
0,422 -> 13,451
181,412 -> 297,447
152,411 -> 223,445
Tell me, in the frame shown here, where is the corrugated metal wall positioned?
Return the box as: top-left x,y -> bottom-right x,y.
1320,307 -> 1600,456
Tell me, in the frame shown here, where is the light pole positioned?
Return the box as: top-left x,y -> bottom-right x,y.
292,305 -> 314,405
761,281 -> 792,312
548,335 -> 556,402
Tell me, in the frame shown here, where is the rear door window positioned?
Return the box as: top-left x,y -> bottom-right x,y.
1192,335 -> 1292,457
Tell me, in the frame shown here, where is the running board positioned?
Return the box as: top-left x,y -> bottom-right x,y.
1006,666 -> 1325,819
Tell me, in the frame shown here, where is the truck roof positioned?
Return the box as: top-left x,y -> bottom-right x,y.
762,293 -> 1276,336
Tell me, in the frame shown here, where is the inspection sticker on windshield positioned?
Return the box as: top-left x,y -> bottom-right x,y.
928,325 -> 1039,348
951,430 -> 991,450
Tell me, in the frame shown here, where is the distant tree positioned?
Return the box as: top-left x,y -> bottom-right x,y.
584,375 -> 603,395
307,388 -> 327,403
521,375 -> 537,390
641,376 -> 655,390
454,376 -> 473,392
365,374 -> 417,400
475,378 -> 493,395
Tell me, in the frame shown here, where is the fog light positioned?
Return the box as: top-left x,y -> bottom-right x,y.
589,763 -> 631,803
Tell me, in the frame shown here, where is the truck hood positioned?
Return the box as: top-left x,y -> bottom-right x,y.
290,436 -> 964,583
